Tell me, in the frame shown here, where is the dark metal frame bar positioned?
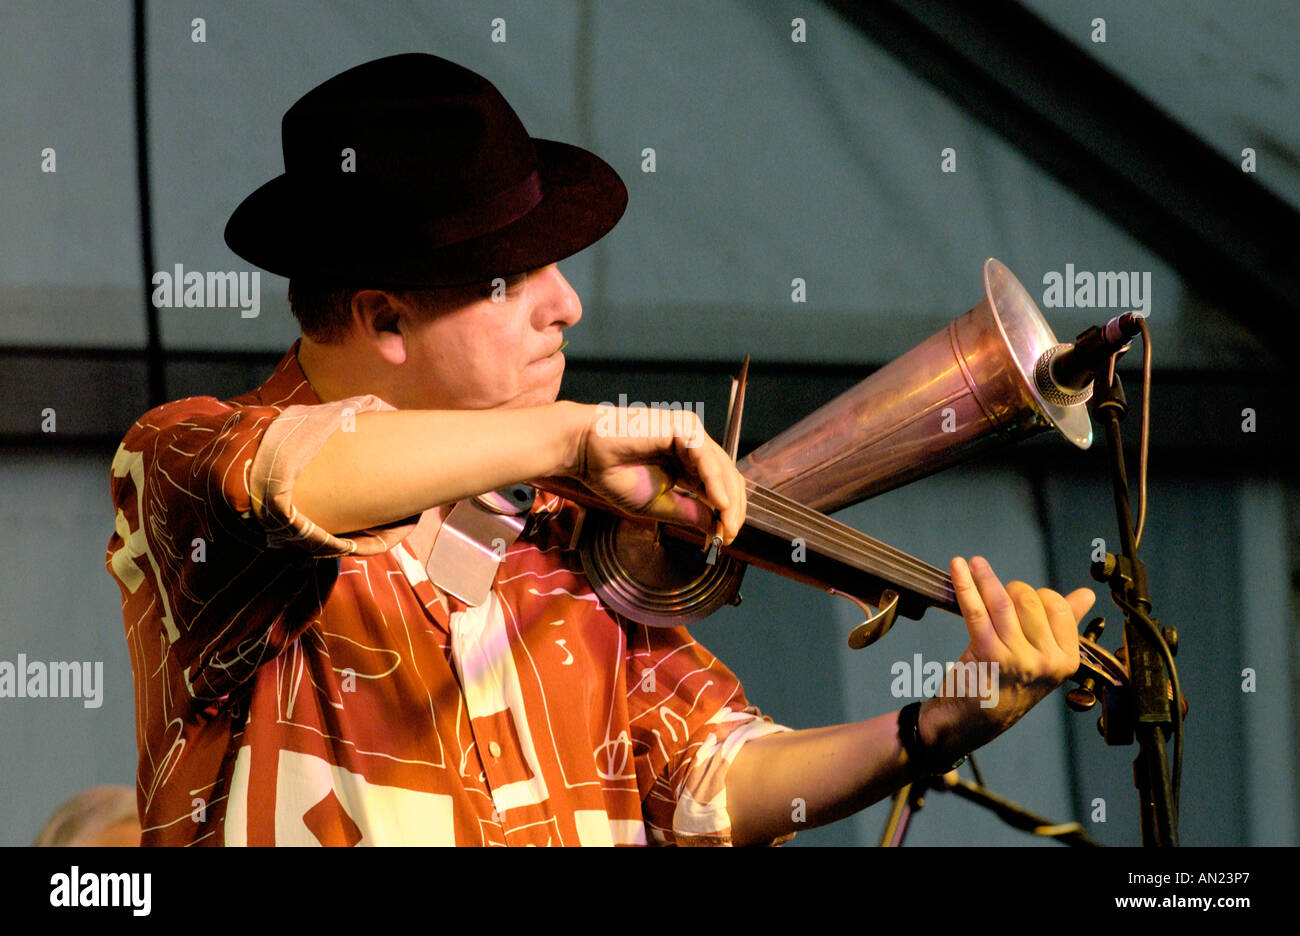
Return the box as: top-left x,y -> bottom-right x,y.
133,0 -> 164,407
3,349 -> 1294,467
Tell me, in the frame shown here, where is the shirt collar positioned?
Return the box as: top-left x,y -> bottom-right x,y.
237,339 -> 322,409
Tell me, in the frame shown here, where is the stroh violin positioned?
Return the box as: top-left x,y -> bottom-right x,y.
534,259 -> 1135,706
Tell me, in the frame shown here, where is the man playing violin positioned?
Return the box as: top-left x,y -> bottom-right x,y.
106,53 -> 1094,846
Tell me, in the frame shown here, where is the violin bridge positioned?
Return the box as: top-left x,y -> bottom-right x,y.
839,589 -> 900,649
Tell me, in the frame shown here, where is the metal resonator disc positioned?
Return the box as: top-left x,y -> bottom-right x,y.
577,511 -> 745,628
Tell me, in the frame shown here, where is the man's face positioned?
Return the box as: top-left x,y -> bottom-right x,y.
393,263 -> 582,411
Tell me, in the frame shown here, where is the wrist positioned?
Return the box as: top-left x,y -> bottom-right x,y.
902,699 -> 967,775
555,401 -> 595,478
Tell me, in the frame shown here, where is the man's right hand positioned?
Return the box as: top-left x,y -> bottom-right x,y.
564,403 -> 747,546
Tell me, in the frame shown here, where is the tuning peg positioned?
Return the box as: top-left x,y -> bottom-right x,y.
1067,678 -> 1098,712
1066,619 -> 1107,713
1082,616 -> 1106,642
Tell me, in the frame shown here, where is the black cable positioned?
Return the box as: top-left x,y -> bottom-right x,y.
1133,317 -> 1152,548
1103,319 -> 1181,833
1125,317 -> 1179,823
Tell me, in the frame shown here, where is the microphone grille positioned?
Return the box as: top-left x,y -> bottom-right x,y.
1035,344 -> 1094,408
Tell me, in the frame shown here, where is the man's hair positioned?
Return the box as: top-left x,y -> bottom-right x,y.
290,276 -> 515,342
287,280 -> 360,343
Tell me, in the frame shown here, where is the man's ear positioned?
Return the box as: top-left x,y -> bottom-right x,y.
350,290 -> 408,365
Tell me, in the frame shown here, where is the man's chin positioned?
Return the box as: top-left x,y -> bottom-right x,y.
501,381 -> 562,410
520,359 -> 565,406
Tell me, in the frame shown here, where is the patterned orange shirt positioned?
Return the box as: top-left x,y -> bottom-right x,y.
106,346 -> 788,846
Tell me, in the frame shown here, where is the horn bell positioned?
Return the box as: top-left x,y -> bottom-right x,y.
737,258 -> 1092,514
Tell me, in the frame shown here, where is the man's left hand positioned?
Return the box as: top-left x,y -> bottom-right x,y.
920,555 -> 1096,762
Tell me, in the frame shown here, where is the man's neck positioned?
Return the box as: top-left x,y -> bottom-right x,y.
296,336 -> 388,405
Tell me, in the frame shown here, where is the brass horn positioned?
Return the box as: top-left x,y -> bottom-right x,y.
738,257 -> 1091,512
557,258 -> 1092,632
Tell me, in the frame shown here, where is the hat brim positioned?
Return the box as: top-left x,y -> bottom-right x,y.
224,139 -> 627,286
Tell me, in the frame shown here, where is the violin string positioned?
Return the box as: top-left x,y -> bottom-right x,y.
741,508 -> 951,601
745,491 -> 941,588
745,485 -> 950,589
739,515 -> 949,602
743,484 -> 955,599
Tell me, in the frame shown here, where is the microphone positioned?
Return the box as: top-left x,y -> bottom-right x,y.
1034,312 -> 1145,407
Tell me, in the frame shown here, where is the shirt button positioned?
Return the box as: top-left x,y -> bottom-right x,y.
488,741 -> 502,758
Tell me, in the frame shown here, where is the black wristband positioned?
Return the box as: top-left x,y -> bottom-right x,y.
898,701 -> 966,776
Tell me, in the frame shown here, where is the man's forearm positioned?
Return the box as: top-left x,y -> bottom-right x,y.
292,401 -> 588,534
724,699 -> 967,846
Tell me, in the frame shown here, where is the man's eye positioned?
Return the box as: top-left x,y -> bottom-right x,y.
479,273 -> 529,299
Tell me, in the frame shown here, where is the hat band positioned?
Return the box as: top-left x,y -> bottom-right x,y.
418,170 -> 544,248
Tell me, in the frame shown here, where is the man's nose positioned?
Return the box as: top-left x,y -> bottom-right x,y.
534,264 -> 582,329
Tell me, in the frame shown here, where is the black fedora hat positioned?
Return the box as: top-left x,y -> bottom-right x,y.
224,53 -> 627,286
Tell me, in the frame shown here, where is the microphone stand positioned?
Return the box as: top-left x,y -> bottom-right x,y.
879,755 -> 1098,847
1088,363 -> 1180,846
880,323 -> 1182,848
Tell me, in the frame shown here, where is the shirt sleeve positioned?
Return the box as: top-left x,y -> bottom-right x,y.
107,393 -> 417,706
249,397 -> 419,555
625,623 -> 794,846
